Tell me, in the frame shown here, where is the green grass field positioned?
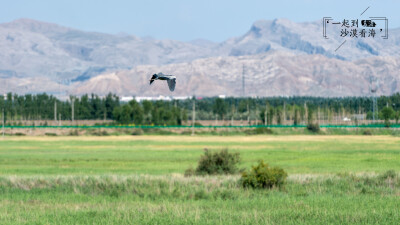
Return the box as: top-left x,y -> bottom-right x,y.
0,136 -> 399,224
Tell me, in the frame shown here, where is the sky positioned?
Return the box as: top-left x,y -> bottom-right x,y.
0,0 -> 398,42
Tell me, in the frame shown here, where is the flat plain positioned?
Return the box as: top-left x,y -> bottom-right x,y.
0,135 -> 399,224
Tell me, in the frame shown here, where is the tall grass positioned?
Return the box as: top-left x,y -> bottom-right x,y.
1,172 -> 398,198
0,173 -> 399,224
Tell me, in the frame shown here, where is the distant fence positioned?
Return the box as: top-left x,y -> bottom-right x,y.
3,124 -> 400,129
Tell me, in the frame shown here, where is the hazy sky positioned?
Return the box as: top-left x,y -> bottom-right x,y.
0,0 -> 398,42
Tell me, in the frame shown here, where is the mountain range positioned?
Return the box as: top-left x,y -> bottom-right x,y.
0,18 -> 399,97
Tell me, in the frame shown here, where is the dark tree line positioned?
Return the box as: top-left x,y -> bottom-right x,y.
177,94 -> 400,125
113,100 -> 188,125
1,92 -> 400,125
0,93 -> 119,121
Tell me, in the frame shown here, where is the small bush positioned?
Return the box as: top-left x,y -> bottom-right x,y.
68,129 -> 79,136
14,132 -> 26,136
194,148 -> 240,175
45,132 -> 57,136
180,130 -> 193,135
184,167 -> 195,177
379,170 -> 397,180
131,129 -> 144,135
241,160 -> 288,189
307,123 -> 320,133
362,129 -> 373,135
90,130 -> 109,136
245,127 -> 273,135
144,129 -> 174,135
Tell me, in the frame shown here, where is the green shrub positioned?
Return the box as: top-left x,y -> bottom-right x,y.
381,107 -> 394,128
180,130 -> 193,135
362,129 -> 373,135
194,148 -> 240,175
45,132 -> 57,136
378,170 -> 397,180
144,129 -> 174,135
131,129 -> 144,135
184,167 -> 195,177
90,130 -> 109,136
68,129 -> 79,136
306,123 -> 320,133
245,127 -> 273,135
241,160 -> 287,189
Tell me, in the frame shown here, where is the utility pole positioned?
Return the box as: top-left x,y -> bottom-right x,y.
231,105 -> 234,126
304,102 -> 308,125
265,102 -> 268,126
264,109 -> 267,126
54,101 -> 57,123
283,102 -> 286,125
255,105 -> 258,126
318,107 -> 320,125
71,97 -> 74,123
192,98 -> 195,135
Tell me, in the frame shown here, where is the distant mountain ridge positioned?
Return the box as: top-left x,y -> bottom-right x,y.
0,18 -> 399,96
73,51 -> 400,97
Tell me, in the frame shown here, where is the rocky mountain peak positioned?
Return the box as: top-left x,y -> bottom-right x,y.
0,18 -> 399,96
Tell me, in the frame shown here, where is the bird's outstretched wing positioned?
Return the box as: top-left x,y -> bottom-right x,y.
167,78 -> 176,92
149,74 -> 157,85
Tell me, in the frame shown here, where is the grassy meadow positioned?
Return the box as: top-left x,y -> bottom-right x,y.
0,135 -> 399,224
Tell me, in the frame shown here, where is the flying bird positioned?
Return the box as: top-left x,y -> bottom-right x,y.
149,73 -> 176,92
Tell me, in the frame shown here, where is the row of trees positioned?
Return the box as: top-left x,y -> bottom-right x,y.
112,100 -> 188,125
0,93 -> 119,121
186,94 -> 400,125
180,94 -> 400,120
1,92 -> 400,126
